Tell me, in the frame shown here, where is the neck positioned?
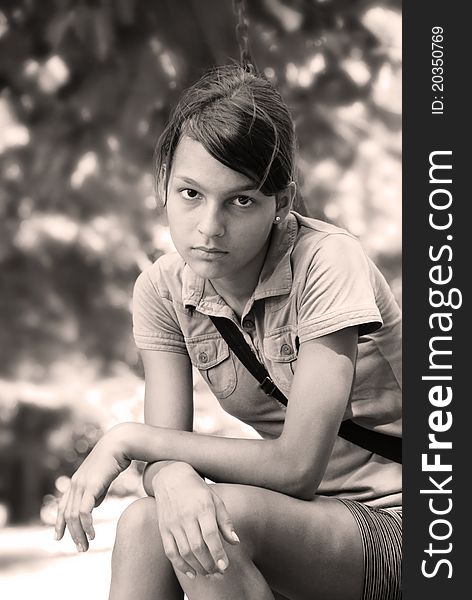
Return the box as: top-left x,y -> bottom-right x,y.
209,277 -> 256,320
209,231 -> 274,318
209,246 -> 269,319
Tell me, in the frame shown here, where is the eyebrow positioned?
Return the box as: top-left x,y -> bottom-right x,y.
174,175 -> 257,194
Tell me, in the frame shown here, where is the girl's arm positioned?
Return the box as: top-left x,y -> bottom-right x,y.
55,326 -> 357,560
137,349 -> 240,579
55,345 -> 240,574
122,326 -> 358,500
139,350 -> 194,495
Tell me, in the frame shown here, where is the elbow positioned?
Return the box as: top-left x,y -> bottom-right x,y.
275,459 -> 320,500
285,473 -> 319,501
272,440 -> 320,501
290,485 -> 316,502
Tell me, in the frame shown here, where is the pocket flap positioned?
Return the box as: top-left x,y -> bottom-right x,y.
186,336 -> 230,370
263,329 -> 298,362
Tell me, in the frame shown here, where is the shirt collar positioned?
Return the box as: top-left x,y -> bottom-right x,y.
182,212 -> 298,313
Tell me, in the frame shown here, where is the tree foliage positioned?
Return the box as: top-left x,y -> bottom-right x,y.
0,0 -> 401,378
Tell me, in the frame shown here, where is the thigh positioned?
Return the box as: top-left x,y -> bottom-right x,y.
211,484 -> 364,600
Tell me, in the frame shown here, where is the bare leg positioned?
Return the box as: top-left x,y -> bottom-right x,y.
108,497 -> 183,600
109,497 -> 274,600
180,484 -> 364,600
174,533 -> 276,600
109,485 -> 364,600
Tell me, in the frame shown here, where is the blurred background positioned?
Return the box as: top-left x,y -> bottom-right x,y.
0,0 -> 401,597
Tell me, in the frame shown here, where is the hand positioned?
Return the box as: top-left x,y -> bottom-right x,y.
55,426 -> 131,552
153,462 -> 240,580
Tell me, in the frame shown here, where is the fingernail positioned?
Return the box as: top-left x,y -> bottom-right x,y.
186,571 -> 195,580
76,543 -> 84,553
217,559 -> 227,572
54,531 -> 59,541
231,531 -> 240,543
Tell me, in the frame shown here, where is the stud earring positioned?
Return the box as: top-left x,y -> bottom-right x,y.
274,216 -> 281,224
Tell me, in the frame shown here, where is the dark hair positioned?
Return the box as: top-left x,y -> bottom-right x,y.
154,64 -> 296,202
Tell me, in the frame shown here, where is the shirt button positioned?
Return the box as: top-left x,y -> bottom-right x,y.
243,319 -> 255,329
198,351 -> 208,363
281,343 -> 292,355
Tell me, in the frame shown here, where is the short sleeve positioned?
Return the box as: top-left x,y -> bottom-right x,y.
298,234 -> 383,343
133,269 -> 187,354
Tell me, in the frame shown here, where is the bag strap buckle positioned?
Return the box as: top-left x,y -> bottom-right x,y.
260,376 -> 277,396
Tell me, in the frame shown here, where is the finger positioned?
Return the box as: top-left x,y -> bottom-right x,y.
184,519 -> 217,575
64,487 -> 81,550
69,480 -> 90,551
54,488 -> 69,540
212,492 -> 240,545
172,526 -> 209,577
65,483 -> 87,552
79,490 -> 96,542
161,531 -> 197,580
199,512 -> 229,574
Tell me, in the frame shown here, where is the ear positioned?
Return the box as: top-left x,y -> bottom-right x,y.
157,164 -> 167,206
275,181 -> 296,221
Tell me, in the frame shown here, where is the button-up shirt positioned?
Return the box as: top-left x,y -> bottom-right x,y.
133,212 -> 402,508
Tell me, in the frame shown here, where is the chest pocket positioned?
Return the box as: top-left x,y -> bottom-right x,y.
186,335 -> 237,399
263,327 -> 299,394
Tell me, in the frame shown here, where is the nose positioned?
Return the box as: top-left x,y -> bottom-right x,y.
197,203 -> 225,239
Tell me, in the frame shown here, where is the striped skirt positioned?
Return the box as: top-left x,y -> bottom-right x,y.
339,499 -> 402,600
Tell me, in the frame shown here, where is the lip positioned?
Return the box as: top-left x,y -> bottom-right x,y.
191,246 -> 229,260
192,246 -> 228,254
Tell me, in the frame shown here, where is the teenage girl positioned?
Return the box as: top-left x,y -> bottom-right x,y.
55,65 -> 402,600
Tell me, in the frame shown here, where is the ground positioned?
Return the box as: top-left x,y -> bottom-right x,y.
0,496 -> 135,600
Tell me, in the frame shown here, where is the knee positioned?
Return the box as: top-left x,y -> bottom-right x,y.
115,496 -> 158,544
210,484 -> 261,548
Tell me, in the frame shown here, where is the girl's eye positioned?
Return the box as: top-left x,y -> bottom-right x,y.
232,195 -> 254,208
181,188 -> 201,200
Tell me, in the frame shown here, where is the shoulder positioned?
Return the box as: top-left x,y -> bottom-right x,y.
290,212 -> 370,274
132,253 -> 189,352
134,252 -> 186,300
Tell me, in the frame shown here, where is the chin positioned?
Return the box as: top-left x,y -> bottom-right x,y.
194,264 -> 229,280
184,257 -> 224,279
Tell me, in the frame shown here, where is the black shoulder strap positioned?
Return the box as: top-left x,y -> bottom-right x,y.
210,315 -> 401,464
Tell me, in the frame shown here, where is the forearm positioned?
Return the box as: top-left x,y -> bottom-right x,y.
118,423 -> 308,498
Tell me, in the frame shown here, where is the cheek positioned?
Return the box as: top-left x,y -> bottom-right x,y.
166,196 -> 179,223
168,223 -> 190,255
234,218 -> 272,250
167,199 -> 191,233
166,209 -> 187,251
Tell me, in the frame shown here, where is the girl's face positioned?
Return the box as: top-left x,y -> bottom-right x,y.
166,135 -> 283,294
